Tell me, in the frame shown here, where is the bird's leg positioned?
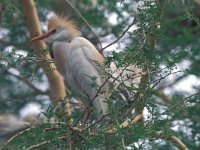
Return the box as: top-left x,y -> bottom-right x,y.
79,107 -> 91,129
83,107 -> 91,123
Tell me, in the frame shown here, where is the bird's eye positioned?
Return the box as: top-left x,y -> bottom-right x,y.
52,29 -> 56,33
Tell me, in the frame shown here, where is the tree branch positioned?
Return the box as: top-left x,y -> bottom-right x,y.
4,128 -> 31,145
20,0 -> 66,103
104,113 -> 143,134
101,18 -> 137,51
0,55 -> 54,63
3,112 -> 189,150
166,135 -> 189,150
25,136 -> 67,150
2,68 -> 48,95
159,74 -> 188,90
148,90 -> 200,123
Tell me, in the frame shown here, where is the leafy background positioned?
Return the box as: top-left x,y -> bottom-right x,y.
0,0 -> 200,149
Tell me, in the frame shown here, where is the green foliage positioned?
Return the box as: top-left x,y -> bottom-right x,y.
0,0 -> 200,149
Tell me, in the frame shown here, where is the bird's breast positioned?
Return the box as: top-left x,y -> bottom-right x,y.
53,41 -> 80,91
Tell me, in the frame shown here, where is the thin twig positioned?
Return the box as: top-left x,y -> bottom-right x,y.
76,63 -> 131,126
102,18 -> 137,51
0,56 -> 54,63
151,70 -> 182,89
4,128 -> 31,145
159,74 -> 187,90
104,113 -> 143,134
3,113 -> 188,150
44,127 -> 59,132
2,68 -> 48,95
73,65 -> 121,126
149,90 -> 200,122
161,91 -> 200,115
64,0 -> 102,50
127,73 -> 149,115
25,136 -> 66,150
85,114 -> 110,130
67,129 -> 72,150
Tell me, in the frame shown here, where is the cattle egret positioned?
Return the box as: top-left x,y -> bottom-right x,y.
31,16 -> 109,121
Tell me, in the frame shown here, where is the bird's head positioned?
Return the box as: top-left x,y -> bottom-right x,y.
31,16 -> 80,43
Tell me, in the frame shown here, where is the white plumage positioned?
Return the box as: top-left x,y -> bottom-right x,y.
31,16 -> 109,117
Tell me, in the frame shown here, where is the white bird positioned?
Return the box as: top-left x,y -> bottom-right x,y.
31,16 -> 109,121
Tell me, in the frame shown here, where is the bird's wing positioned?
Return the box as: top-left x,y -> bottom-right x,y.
81,45 -> 104,75
78,37 -> 109,92
67,38 -> 108,114
75,37 -> 105,76
68,44 -> 102,91
74,46 -> 108,114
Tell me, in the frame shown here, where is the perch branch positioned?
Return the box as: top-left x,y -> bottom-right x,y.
25,136 -> 67,150
102,18 -> 137,51
20,0 -> 66,103
104,113 -> 143,134
3,112 -> 189,150
166,135 -> 189,150
4,128 -> 31,145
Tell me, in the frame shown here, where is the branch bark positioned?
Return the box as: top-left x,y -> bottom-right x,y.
166,136 -> 189,150
3,114 -> 189,150
25,136 -> 67,150
20,0 -> 66,103
3,68 -> 48,95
